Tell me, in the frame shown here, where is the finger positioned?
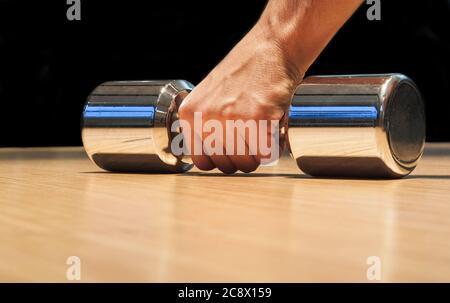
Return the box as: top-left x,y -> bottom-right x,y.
198,119 -> 238,174
209,154 -> 237,174
228,131 -> 259,173
194,115 -> 238,172
191,155 -> 216,171
182,120 -> 215,171
229,155 -> 258,173
190,131 -> 215,171
206,135 -> 237,174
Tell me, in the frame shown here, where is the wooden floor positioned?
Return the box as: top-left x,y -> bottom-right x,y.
1,144 -> 450,282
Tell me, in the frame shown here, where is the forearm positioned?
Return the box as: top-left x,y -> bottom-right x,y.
255,0 -> 363,80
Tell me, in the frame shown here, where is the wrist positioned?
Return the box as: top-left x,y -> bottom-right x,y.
251,20 -> 305,86
254,0 -> 319,79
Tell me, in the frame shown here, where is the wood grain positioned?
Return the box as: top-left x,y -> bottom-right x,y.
1,144 -> 450,282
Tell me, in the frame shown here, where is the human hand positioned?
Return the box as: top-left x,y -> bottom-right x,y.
178,0 -> 362,174
178,23 -> 302,174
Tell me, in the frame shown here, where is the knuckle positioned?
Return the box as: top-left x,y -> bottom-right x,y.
178,103 -> 192,117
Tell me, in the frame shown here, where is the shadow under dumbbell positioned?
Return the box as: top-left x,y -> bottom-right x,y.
81,171 -> 450,180
80,171 -> 311,179
182,172 -> 403,180
184,173 -> 375,180
404,175 -> 450,180
181,172 -> 310,178
183,172 -> 450,180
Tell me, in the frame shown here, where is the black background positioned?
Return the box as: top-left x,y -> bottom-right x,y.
0,0 -> 449,147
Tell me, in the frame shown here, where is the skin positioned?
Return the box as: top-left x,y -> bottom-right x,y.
179,0 -> 363,173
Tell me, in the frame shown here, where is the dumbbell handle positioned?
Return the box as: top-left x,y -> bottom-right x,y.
82,74 -> 425,178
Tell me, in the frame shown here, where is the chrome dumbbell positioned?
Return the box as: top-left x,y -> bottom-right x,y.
81,74 -> 426,178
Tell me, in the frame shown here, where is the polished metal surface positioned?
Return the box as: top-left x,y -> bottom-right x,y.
288,74 -> 426,178
82,80 -> 194,173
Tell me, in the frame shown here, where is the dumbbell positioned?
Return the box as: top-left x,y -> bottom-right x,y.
81,74 -> 426,178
